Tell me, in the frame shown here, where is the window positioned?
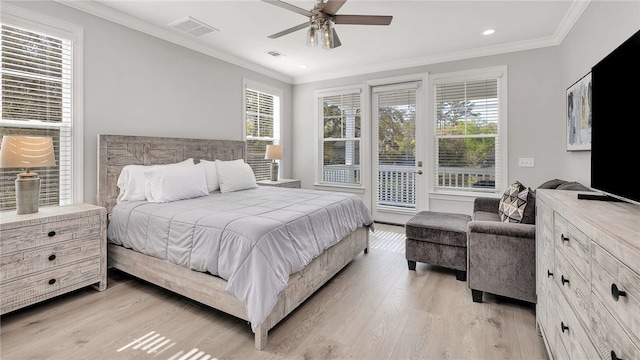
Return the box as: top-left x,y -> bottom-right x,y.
244,82 -> 281,181
317,88 -> 362,186
432,67 -> 507,194
1,8 -> 82,211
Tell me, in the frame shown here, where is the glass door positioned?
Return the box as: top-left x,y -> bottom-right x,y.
371,81 -> 424,224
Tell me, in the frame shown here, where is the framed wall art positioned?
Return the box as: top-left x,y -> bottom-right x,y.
566,72 -> 592,151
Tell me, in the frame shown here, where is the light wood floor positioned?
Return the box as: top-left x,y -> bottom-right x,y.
1,224 -> 548,360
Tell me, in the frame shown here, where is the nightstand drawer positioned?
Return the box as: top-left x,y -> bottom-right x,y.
1,257 -> 101,313
0,214 -> 103,254
0,204 -> 107,315
0,238 -> 101,282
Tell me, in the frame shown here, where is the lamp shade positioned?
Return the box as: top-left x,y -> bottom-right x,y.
264,144 -> 283,160
0,135 -> 56,170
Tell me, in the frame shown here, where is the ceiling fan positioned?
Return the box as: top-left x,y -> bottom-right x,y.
262,0 -> 393,49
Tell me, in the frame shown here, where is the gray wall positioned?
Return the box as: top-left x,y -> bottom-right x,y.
292,1 -> 639,213
558,1 -> 640,183
7,1 -> 639,212
7,0 -> 293,205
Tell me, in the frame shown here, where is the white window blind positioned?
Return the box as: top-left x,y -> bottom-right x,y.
1,23 -> 73,211
434,77 -> 500,191
245,87 -> 280,181
318,91 -> 361,186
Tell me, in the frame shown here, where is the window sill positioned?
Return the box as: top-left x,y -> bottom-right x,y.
313,183 -> 365,194
430,190 -> 501,201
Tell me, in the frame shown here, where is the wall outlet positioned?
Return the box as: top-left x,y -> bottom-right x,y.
519,157 -> 535,167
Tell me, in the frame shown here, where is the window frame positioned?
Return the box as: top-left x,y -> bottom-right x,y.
429,66 -> 508,197
1,4 -> 84,208
315,86 -> 364,189
242,79 -> 283,181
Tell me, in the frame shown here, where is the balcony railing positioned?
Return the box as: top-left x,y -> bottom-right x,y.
323,164 -> 495,208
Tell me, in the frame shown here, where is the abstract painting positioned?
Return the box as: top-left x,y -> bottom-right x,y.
566,72 -> 592,151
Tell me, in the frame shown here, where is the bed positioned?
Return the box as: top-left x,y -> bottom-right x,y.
96,134 -> 373,350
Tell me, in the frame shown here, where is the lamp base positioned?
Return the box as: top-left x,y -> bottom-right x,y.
270,162 -> 279,182
16,174 -> 40,214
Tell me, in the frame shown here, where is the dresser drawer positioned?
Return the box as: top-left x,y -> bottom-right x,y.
554,213 -> 590,279
0,214 -> 103,254
591,295 -> 640,360
555,249 -> 591,326
591,242 -> 640,345
1,258 -> 101,312
553,285 -> 600,360
0,238 -> 101,282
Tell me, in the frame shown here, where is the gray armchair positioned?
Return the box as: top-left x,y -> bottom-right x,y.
467,179 -> 590,304
467,197 -> 536,303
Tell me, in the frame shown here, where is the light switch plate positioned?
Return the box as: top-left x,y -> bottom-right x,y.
519,158 -> 535,167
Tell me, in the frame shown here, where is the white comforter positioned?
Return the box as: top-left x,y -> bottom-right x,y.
107,186 -> 373,332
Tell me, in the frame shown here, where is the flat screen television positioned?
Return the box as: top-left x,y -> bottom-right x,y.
589,29 -> 640,205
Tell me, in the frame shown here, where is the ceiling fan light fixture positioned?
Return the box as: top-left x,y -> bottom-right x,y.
322,21 -> 334,49
307,25 -> 319,47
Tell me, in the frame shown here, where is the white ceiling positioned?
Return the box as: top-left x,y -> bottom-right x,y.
58,0 -> 589,84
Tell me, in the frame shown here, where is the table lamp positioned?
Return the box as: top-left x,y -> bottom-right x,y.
0,135 -> 56,214
264,144 -> 283,181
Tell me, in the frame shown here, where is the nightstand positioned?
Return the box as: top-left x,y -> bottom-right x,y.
257,178 -> 301,188
0,203 -> 107,315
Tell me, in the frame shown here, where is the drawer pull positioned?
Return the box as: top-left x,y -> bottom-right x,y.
48,231 -> 56,237
560,234 -> 569,243
547,270 -> 553,278
611,350 -> 622,360
561,275 -> 570,286
48,254 -> 56,261
611,284 -> 627,301
560,321 -> 569,333
48,279 -> 56,285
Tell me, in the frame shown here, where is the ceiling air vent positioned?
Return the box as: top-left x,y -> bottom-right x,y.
267,50 -> 285,57
169,16 -> 218,37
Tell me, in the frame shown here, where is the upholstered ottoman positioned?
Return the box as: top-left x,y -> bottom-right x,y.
405,211 -> 472,281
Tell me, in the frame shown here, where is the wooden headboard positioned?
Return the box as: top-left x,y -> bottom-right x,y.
96,134 -> 246,213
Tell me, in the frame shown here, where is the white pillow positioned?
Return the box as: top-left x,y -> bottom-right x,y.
199,159 -> 220,192
144,162 -> 209,203
116,158 -> 194,203
215,159 -> 258,193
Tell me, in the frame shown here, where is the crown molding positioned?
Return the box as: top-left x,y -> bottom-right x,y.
292,0 -> 591,84
54,0 -> 294,84
55,0 -> 590,86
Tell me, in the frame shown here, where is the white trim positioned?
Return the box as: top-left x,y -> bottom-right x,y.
2,3 -> 84,205
428,65 -> 508,197
314,85 -> 364,189
367,73 -> 427,221
430,66 -> 505,83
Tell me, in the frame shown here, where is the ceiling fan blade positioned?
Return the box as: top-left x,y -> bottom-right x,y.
331,28 -> 342,48
261,0 -> 313,17
333,15 -> 393,25
322,0 -> 347,16
268,22 -> 310,39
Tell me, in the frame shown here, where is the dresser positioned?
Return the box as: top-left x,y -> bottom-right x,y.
257,178 -> 301,188
536,190 -> 640,360
0,203 -> 107,315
